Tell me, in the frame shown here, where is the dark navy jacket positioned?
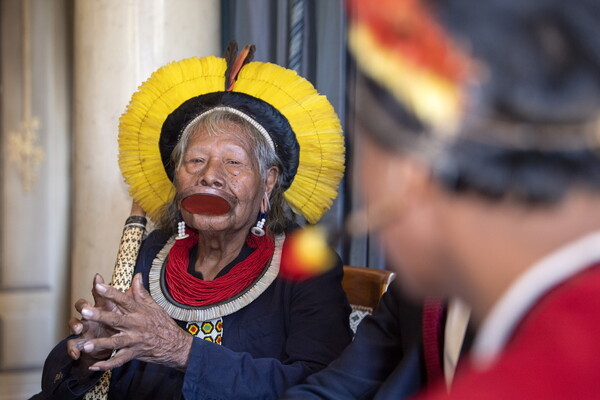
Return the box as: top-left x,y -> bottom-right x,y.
31,230 -> 352,400
281,284 -> 475,400
281,284 -> 425,400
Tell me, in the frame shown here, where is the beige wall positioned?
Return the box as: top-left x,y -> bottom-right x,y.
0,1 -> 220,398
0,0 -> 70,397
70,0 -> 221,308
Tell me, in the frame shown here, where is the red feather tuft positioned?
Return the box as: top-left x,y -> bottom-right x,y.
347,0 -> 470,83
226,44 -> 256,91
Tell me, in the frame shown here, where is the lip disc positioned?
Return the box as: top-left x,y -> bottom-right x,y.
182,193 -> 231,215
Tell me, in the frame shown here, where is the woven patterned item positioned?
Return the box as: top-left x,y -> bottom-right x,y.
84,217 -> 146,400
186,318 -> 223,345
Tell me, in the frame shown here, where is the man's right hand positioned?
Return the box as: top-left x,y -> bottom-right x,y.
66,273 -> 122,368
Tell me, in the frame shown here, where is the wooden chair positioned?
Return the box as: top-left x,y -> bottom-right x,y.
342,265 -> 396,334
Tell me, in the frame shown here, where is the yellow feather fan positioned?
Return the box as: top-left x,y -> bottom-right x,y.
119,56 -> 345,224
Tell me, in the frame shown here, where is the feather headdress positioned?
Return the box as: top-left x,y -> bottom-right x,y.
347,0 -> 470,136
119,42 -> 345,223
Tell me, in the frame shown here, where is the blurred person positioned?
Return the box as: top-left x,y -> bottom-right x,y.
285,0 -> 600,398
31,43 -> 350,400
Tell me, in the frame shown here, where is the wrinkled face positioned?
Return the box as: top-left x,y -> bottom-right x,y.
355,132 -> 445,298
175,121 -> 268,235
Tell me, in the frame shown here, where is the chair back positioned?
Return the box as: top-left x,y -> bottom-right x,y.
342,265 -> 396,333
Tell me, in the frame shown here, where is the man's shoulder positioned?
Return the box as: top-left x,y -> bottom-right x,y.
428,264 -> 600,400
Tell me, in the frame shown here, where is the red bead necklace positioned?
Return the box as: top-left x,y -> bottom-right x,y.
165,229 -> 275,307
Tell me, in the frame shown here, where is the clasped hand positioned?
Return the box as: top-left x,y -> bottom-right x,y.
67,273 -> 192,372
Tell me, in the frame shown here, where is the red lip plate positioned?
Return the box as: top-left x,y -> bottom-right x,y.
181,193 -> 232,215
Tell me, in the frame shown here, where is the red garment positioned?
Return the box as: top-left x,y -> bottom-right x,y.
417,263 -> 600,399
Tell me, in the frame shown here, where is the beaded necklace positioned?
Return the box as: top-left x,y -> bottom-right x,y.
165,229 -> 275,306
149,231 -> 284,322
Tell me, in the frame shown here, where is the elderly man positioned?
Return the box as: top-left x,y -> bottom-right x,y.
284,0 -> 600,398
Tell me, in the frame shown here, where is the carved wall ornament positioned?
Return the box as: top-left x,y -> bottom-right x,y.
7,116 -> 45,192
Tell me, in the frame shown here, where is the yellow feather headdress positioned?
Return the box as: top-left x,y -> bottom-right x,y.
118,48 -> 345,224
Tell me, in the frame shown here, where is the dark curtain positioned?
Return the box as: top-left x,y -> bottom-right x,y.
221,0 -> 385,269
